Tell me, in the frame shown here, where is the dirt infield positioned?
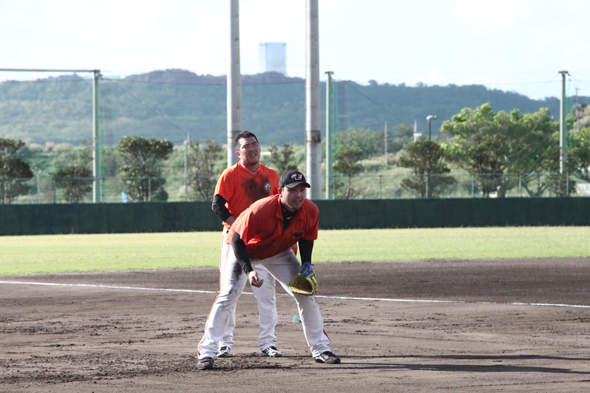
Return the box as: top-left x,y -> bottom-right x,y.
2,258 -> 590,392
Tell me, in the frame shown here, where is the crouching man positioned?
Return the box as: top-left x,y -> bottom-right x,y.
197,170 -> 340,370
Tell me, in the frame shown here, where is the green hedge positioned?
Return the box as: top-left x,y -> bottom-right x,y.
1,198 -> 589,236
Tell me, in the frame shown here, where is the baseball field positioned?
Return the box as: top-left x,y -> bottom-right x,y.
1,227 -> 590,392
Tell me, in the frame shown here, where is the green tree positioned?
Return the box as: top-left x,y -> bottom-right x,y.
332,147 -> 363,199
51,143 -> 93,203
188,139 -> 223,200
570,127 -> 590,184
572,104 -> 590,131
535,132 -> 578,197
441,103 -> 557,197
53,165 -> 93,203
118,136 -> 173,202
333,128 -> 394,158
268,143 -> 298,174
399,141 -> 456,198
0,138 -> 34,204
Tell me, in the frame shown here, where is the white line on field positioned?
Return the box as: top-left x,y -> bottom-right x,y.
1,280 -> 590,309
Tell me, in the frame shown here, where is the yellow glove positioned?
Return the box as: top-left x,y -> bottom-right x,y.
288,263 -> 318,296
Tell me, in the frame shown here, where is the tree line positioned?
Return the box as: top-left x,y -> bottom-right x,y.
398,103 -> 590,198
2,102 -> 590,203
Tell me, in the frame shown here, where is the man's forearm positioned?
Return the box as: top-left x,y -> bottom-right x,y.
298,239 -> 314,264
231,232 -> 254,274
212,194 -> 232,222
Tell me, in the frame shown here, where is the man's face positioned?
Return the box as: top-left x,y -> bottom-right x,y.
236,136 -> 260,167
280,184 -> 307,212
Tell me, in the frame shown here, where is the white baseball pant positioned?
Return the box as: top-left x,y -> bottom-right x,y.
218,230 -> 279,351
199,247 -> 332,360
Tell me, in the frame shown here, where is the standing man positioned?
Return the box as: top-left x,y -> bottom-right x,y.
211,130 -> 283,358
198,170 -> 340,370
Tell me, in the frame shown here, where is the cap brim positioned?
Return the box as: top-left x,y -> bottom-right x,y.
283,181 -> 311,188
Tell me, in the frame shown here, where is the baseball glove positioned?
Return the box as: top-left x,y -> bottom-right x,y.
288,263 -> 318,296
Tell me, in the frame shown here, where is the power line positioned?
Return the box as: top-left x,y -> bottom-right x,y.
103,78 -> 193,142
336,77 -> 405,124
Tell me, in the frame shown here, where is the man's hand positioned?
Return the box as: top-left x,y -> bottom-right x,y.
248,270 -> 264,288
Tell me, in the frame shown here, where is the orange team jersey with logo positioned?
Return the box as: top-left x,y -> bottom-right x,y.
214,162 -> 280,230
228,194 -> 319,261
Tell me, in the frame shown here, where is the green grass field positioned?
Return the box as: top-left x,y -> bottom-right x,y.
0,227 -> 589,276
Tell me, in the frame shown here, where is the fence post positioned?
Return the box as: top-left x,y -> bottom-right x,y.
148,177 -> 151,202
332,174 -> 336,199
194,176 -> 198,201
37,171 -> 41,204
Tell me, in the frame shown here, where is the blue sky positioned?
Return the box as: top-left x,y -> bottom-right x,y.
1,0 -> 589,100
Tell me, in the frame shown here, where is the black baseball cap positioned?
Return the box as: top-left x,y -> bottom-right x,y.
279,170 -> 311,188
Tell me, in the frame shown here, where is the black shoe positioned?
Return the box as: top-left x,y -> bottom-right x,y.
313,351 -> 341,364
197,356 -> 214,370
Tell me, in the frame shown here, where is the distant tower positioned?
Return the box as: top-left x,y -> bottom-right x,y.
259,43 -> 286,75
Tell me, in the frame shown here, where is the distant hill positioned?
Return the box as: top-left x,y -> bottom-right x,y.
0,69 -> 587,146
123,68 -> 304,85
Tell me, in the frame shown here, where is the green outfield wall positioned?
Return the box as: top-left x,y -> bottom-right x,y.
1,198 -> 589,236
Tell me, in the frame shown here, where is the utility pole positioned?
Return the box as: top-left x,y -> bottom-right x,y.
325,71 -> 334,200
384,122 -> 388,167
184,133 -> 189,201
37,171 -> 41,204
559,70 -> 569,174
306,0 -> 321,200
227,0 -> 242,167
3,147 -> 8,205
576,87 -> 580,132
92,70 -> 102,203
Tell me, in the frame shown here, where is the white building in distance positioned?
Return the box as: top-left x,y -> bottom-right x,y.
259,43 -> 286,75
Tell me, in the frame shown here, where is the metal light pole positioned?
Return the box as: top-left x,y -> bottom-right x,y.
325,71 -> 334,199
306,0 -> 321,200
559,70 -> 569,174
92,70 -> 102,203
426,115 -> 437,141
227,0 -> 242,167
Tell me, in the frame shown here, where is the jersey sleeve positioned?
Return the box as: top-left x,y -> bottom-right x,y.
214,168 -> 234,201
301,202 -> 319,241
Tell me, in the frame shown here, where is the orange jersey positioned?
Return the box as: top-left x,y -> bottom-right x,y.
228,194 -> 319,260
214,162 -> 280,229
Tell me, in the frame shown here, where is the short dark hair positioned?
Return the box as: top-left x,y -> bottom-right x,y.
234,130 -> 258,150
